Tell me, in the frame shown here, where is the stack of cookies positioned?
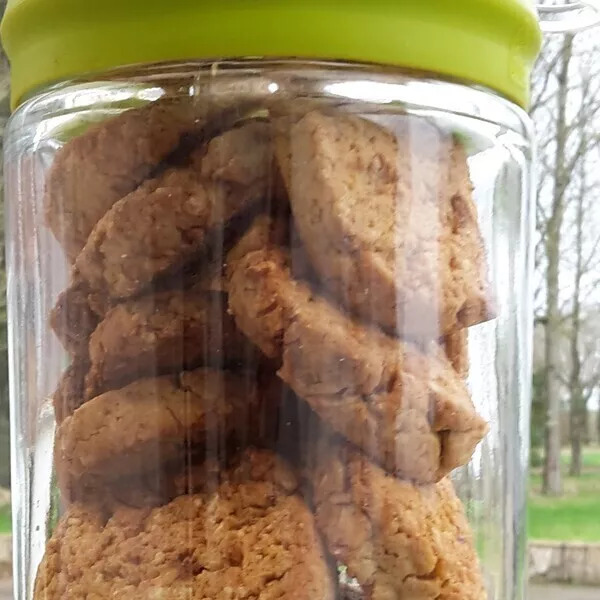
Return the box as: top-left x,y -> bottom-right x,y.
41,97 -> 493,600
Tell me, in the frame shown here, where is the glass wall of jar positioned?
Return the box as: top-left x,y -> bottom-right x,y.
3,62 -> 534,600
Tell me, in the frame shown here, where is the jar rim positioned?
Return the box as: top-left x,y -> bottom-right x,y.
1,0 -> 542,110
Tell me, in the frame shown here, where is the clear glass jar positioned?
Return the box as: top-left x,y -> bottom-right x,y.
4,61 -> 534,600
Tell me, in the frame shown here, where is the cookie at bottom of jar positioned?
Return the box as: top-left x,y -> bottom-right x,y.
311,443 -> 488,600
36,449 -> 336,600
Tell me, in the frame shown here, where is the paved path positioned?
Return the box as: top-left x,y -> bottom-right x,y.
0,580 -> 11,600
529,583 -> 600,599
0,580 -> 597,599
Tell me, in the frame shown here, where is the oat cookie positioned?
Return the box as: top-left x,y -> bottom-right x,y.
225,212 -> 290,281
312,445 -> 487,600
287,110 -> 492,337
443,329 -> 469,379
272,115 -> 294,191
270,99 -> 348,191
76,121 -> 276,299
37,450 -> 335,600
448,142 -> 492,327
50,268 -> 111,357
228,248 -> 488,483
45,100 -> 199,262
84,286 -> 252,399
50,278 -> 98,357
51,253 -> 229,361
56,367 -> 274,483
60,457 -> 212,510
52,355 -> 89,424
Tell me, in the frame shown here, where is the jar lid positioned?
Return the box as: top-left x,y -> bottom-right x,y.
1,0 -> 542,109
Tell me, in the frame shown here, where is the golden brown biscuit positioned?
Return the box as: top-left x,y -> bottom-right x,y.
84,286 -> 253,399
49,268 -> 111,357
61,450 -> 223,511
50,278 -> 98,357
49,118 -> 276,353
36,450 -> 335,600
51,255 -> 228,361
269,99 -> 349,191
228,247 -> 488,483
443,329 -> 469,379
272,115 -> 294,191
45,100 -> 199,262
225,212 -> 290,282
448,142 -> 493,327
55,368 -> 275,483
286,110 -> 492,338
312,444 -> 487,600
52,355 -> 90,424
75,121 -> 276,299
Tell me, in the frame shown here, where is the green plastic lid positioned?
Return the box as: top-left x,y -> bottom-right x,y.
1,0 -> 542,110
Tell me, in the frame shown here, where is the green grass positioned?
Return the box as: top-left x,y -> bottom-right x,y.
528,447 -> 600,542
559,447 -> 600,468
0,503 -> 10,534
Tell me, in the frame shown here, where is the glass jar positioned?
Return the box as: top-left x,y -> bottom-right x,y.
2,2 -> 544,600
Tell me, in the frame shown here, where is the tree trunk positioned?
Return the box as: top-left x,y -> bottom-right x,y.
569,395 -> 584,476
543,34 -> 574,496
568,129 -> 586,478
569,425 -> 582,476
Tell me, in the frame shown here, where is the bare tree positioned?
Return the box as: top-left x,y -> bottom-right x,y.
541,33 -> 573,495
555,42 -> 600,477
568,160 -> 588,476
532,31 -> 600,490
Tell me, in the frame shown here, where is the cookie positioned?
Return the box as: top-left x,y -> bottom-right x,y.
51,251 -> 230,362
55,367 -> 275,483
50,278 -> 98,357
286,110 -> 492,338
448,143 -> 493,327
228,247 -> 488,483
45,100 -> 198,262
443,329 -> 469,379
52,355 -> 89,424
75,120 -> 276,299
270,99 -> 349,191
272,115 -> 294,191
50,268 -> 111,356
62,451 -> 223,511
312,445 -> 487,600
84,286 -> 253,399
36,450 -> 335,600
225,212 -> 290,282
200,118 -> 272,186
